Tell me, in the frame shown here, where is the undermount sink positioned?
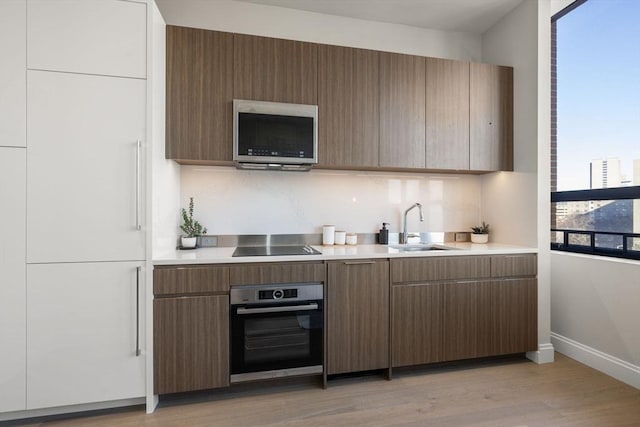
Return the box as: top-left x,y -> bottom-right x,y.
388,244 -> 455,252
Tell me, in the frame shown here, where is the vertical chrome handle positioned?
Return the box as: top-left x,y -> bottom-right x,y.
135,140 -> 142,231
135,266 -> 141,357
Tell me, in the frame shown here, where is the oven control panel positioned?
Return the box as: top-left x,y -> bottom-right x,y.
259,289 -> 298,300
231,283 -> 323,305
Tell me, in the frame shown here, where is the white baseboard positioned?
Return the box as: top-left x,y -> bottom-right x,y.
551,332 -> 640,390
0,397 -> 145,423
146,394 -> 159,414
526,342 -> 555,364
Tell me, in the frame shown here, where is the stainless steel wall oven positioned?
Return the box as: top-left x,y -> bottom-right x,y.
230,283 -> 323,383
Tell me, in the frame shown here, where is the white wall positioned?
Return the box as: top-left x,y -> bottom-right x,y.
551,253 -> 640,388
550,0 -> 577,16
480,0 -> 540,244
151,2 -> 180,256
480,0 -> 554,363
181,166 -> 482,235
547,0 -> 640,389
155,0 -> 482,62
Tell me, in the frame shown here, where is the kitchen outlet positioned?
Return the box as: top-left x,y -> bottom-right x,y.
455,233 -> 469,242
199,235 -> 218,247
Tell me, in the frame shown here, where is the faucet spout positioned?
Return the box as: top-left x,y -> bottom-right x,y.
401,203 -> 424,244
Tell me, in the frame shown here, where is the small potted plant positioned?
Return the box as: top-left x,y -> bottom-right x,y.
471,221 -> 490,244
180,197 -> 207,249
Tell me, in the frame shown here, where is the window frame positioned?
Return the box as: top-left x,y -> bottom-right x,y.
550,1 -> 640,261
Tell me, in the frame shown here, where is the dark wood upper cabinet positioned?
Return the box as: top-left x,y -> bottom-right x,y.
426,58 -> 470,170
470,62 -> 514,171
317,45 -> 379,168
165,26 -> 234,162
164,28 -> 514,171
233,34 -> 317,105
379,52 -> 426,169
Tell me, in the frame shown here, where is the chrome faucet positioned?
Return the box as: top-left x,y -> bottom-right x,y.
401,203 -> 424,244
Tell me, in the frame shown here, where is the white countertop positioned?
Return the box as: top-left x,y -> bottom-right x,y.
153,242 -> 537,266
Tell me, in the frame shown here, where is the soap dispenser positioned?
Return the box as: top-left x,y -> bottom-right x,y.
378,222 -> 390,244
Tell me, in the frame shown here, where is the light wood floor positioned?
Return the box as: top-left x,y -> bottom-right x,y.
13,353 -> 640,427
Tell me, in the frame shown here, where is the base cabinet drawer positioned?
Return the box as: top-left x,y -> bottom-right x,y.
154,265 -> 229,295
391,256 -> 490,283
491,254 -> 537,277
229,262 -> 325,286
154,295 -> 229,394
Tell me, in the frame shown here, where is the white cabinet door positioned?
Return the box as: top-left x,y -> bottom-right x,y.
26,262 -> 145,409
0,148 -> 26,412
0,0 -> 26,147
27,0 -> 146,79
27,70 -> 146,263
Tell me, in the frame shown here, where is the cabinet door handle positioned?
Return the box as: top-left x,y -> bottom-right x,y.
135,140 -> 142,231
343,261 -> 376,265
135,266 -> 141,357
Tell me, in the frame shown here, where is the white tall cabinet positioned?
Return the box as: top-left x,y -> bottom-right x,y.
0,0 -> 27,414
26,0 -> 146,79
0,0 -> 26,147
0,0 -> 149,416
26,71 -> 146,263
26,263 -> 145,409
0,149 -> 26,413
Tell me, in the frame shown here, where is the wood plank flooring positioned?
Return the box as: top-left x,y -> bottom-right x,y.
13,353 -> 640,426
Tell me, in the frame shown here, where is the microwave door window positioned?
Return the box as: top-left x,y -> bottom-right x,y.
238,113 -> 314,159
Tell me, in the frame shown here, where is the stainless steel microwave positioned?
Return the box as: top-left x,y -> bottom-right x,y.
233,99 -> 318,171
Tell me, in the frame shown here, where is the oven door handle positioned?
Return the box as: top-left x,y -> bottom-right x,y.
236,303 -> 319,315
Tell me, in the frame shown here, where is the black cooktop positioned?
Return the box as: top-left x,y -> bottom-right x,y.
232,245 -> 321,257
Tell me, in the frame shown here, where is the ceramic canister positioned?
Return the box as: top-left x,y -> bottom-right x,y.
322,225 -> 336,245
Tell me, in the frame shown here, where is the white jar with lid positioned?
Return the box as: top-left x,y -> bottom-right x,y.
322,225 -> 335,245
334,230 -> 346,245
346,233 -> 357,245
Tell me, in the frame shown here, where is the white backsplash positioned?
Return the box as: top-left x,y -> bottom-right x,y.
180,166 -> 482,236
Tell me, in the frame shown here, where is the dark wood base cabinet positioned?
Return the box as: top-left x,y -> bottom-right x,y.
443,280 -> 492,361
151,255 -> 535,394
153,265 -> 230,395
392,255 -> 537,368
327,260 -> 389,375
490,278 -> 538,355
154,295 -> 229,394
392,283 -> 443,367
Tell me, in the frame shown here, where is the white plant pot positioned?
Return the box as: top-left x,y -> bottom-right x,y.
181,236 -> 197,248
471,233 -> 489,244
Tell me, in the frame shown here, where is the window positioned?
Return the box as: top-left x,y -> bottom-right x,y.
551,0 -> 640,260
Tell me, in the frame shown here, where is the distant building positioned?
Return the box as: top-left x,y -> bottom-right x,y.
590,158 -> 622,189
